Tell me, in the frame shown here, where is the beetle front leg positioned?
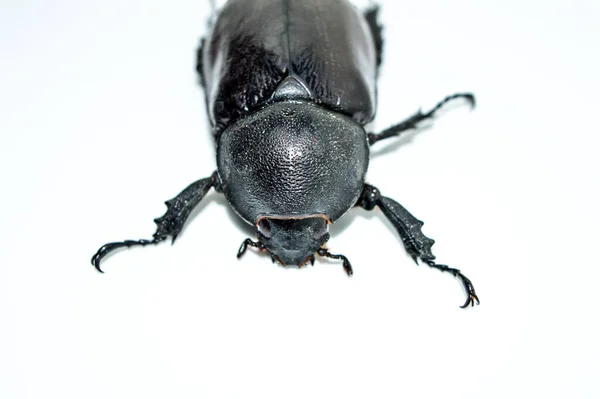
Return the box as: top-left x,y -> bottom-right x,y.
91,171 -> 219,271
357,184 -> 479,308
367,93 -> 475,145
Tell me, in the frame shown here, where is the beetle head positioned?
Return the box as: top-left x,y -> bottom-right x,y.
256,216 -> 330,266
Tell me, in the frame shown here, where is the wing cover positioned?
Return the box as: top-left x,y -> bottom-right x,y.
201,0 -> 378,137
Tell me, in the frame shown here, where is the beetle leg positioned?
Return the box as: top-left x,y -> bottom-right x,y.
91,171 -> 219,271
317,248 -> 353,276
367,93 -> 475,145
357,184 -> 480,308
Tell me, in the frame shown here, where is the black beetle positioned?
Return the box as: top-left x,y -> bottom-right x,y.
92,0 -> 479,308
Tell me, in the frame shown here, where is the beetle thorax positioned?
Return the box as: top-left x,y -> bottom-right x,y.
217,101 -> 369,225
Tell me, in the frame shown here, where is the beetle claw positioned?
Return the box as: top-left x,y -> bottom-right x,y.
421,260 -> 480,308
460,294 -> 480,308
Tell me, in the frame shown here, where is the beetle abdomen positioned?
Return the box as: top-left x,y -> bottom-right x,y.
286,0 -> 377,122
201,0 -> 378,137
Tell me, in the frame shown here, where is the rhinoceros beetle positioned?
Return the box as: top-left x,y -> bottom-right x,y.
92,0 -> 479,308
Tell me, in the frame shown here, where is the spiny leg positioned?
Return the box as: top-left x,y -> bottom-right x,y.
91,171 -> 219,271
367,92 -> 475,145
357,184 -> 479,308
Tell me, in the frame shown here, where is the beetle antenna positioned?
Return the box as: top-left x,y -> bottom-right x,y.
317,248 -> 353,276
237,238 -> 265,258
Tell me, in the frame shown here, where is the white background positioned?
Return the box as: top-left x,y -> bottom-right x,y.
1,0 -> 598,398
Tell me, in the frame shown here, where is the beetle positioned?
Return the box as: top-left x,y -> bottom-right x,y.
92,0 -> 479,308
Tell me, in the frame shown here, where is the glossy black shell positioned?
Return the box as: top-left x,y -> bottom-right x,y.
199,0 -> 378,136
217,101 -> 369,223
198,0 -> 379,224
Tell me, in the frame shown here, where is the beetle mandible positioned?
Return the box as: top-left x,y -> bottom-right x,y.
92,0 -> 479,307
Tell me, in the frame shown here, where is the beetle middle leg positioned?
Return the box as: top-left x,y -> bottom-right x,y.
367,93 -> 475,145
91,171 -> 219,271
357,183 -> 479,308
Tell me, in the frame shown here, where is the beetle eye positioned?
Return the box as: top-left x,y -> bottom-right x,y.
257,218 -> 272,238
